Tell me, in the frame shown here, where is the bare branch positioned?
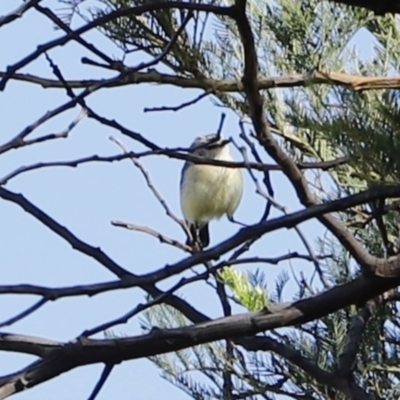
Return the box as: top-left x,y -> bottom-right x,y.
232,0 -> 387,278
35,5 -> 117,66
236,130 -> 329,288
0,187 -> 132,279
0,146 -> 348,185
80,271 -> 211,337
0,281 -> 130,298
111,220 -> 191,252
3,70 -> 400,92
0,0 -> 41,28
110,136 -> 187,234
337,300 -> 378,377
0,252 -> 323,301
0,106 -> 86,156
87,364 -> 114,400
0,333 -> 61,357
325,0 -> 400,14
4,184 -> 400,290
0,273 -> 397,398
0,298 -> 48,328
0,2 -> 234,91
225,253 -> 331,267
242,336 -> 373,400
144,91 -> 210,113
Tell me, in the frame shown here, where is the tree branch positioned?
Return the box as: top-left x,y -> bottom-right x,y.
0,2 -> 235,91
0,148 -> 348,185
0,69 -> 400,92
0,188 -> 132,279
2,70 -> 400,92
0,0 -> 41,28
87,364 -> 114,400
3,185 -> 400,288
0,273 -> 396,399
0,298 -> 48,328
337,300 -> 378,377
326,0 -> 400,14
232,0 -> 390,279
242,336 -> 373,400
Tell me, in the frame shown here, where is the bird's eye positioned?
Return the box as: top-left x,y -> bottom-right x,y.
197,149 -> 206,157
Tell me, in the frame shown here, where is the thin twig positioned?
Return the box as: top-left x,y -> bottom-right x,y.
238,122 -> 273,220
0,280 -> 132,298
236,128 -> 330,288
144,91 -> 210,112
0,151 -> 348,186
0,101 -> 86,156
111,220 -> 191,252
80,271 -> 210,337
36,5 -> 118,66
87,364 -> 114,400
224,253 -> 332,267
0,2 -> 234,91
110,136 -> 188,235
225,124 -> 274,260
0,298 -> 48,328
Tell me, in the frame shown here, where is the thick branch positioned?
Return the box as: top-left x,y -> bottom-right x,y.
0,274 -> 397,398
2,70 -> 400,91
0,188 -> 131,279
0,333 -> 61,357
337,300 -> 377,377
0,0 -> 41,28
242,336 -> 373,400
232,0 -> 389,278
3,185 -> 400,286
327,0 -> 400,14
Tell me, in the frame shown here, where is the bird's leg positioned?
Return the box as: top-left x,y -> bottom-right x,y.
184,222 -> 193,244
186,223 -> 204,251
194,225 -> 202,248
187,223 -> 209,249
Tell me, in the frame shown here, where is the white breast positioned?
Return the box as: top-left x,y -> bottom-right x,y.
180,148 -> 243,225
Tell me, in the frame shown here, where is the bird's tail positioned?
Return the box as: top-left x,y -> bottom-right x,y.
187,223 -> 210,248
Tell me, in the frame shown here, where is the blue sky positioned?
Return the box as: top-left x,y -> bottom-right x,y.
0,1 -> 375,399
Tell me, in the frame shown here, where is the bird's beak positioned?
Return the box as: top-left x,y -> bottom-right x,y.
220,138 -> 230,147
206,138 -> 230,150
215,132 -> 230,145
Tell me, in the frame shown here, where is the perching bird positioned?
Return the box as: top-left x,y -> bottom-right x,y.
180,133 -> 243,248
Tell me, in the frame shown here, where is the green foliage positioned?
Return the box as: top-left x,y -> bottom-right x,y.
218,267 -> 268,311
140,301 -> 262,399
64,0 -> 400,398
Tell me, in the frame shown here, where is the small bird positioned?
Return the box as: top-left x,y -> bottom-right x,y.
180,133 -> 243,248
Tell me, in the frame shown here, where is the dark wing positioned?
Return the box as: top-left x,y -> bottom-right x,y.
180,160 -> 191,187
